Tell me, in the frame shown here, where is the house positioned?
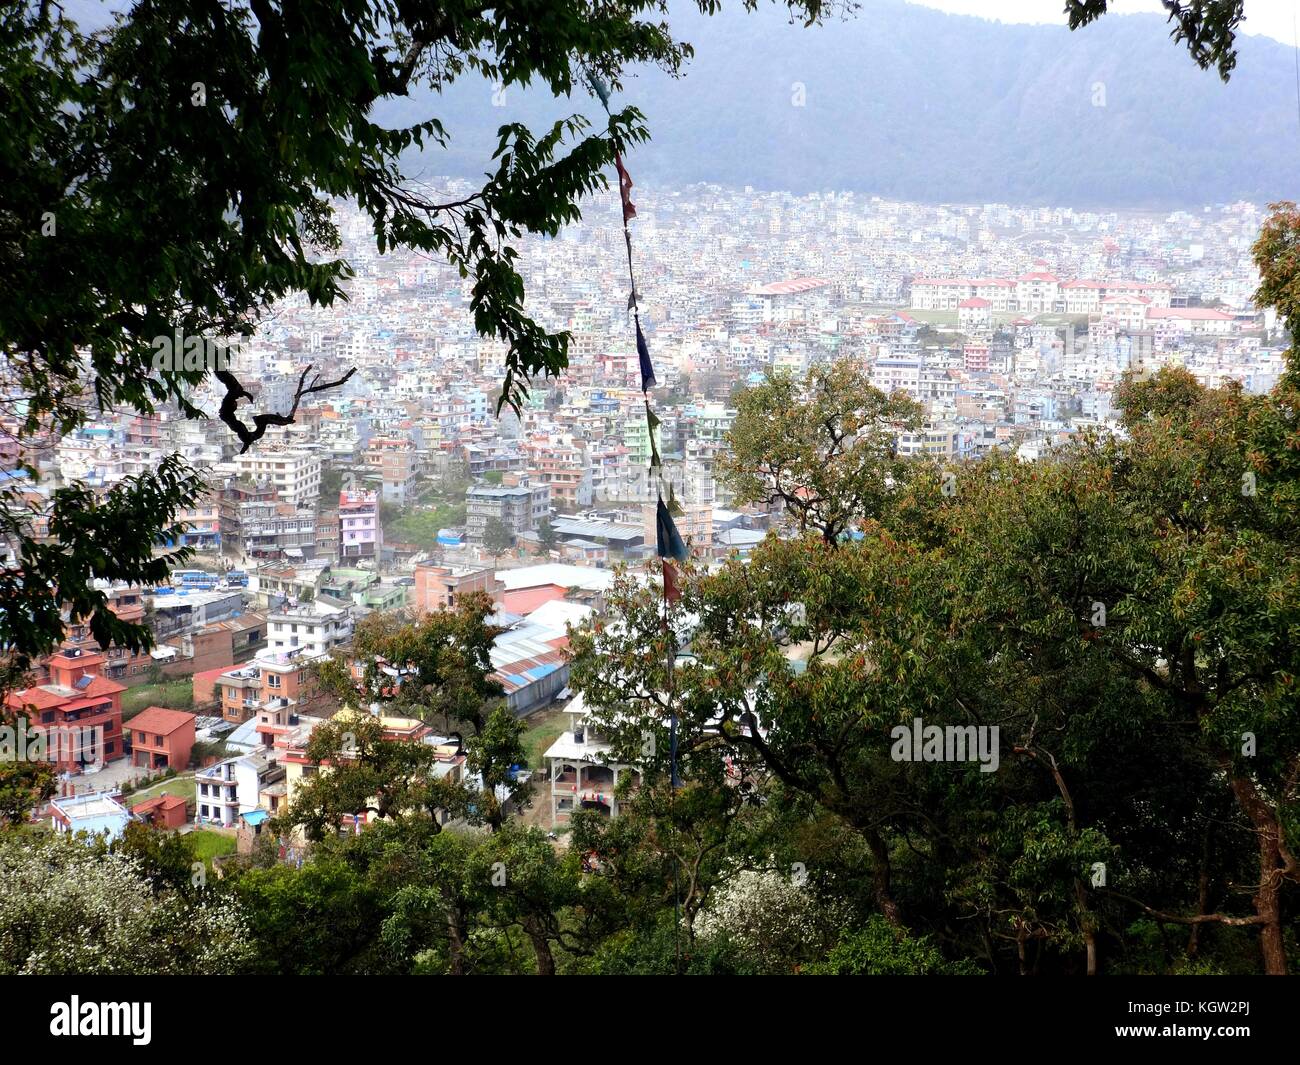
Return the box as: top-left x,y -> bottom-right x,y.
4,646 -> 125,773
195,750 -> 285,827
50,792 -> 133,841
214,654 -> 318,725
265,600 -> 353,659
413,562 -> 504,614
543,693 -> 640,822
957,296 -> 991,332
125,706 -> 196,771
338,488 -> 382,561
132,793 -> 189,829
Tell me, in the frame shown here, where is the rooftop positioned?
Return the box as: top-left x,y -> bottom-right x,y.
127,706 -> 196,736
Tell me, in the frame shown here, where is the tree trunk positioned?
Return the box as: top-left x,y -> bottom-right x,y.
524,917 -> 556,975
864,828 -> 904,927
447,907 -> 469,975
1229,774 -> 1289,975
1187,827 -> 1212,958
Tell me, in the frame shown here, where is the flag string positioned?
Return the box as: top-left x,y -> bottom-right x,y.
587,70 -> 685,807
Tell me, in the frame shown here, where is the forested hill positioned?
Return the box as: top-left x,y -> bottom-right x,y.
383,0 -> 1300,208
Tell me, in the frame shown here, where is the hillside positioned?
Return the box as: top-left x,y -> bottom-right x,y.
380,0 -> 1300,207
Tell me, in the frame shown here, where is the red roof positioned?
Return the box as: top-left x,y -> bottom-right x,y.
752,277 -> 831,296
958,297 -> 991,308
127,706 -> 195,736
132,794 -> 188,815
5,673 -> 124,710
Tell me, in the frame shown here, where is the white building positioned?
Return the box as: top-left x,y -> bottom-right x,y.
266,600 -> 354,660
543,693 -> 640,821
233,449 -> 322,506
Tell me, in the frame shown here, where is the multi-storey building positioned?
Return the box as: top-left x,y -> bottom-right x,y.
412,562 -> 504,613
238,502 -> 318,558
215,655 -> 318,725
266,601 -> 354,660
233,449 -> 321,506
544,694 -> 640,821
338,488 -> 382,561
465,478 -> 550,542
365,435 -> 418,505
526,442 -> 592,513
4,647 -> 125,773
175,491 -> 237,552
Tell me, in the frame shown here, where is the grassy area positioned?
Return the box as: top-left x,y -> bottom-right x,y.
188,829 -> 237,863
521,706 -> 567,769
128,774 -> 196,805
122,678 -> 194,721
900,308 -> 959,326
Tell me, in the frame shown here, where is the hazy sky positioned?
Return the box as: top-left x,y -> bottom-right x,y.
911,0 -> 1297,46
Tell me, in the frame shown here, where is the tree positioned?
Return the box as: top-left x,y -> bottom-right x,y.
572,206 -> 1300,974
315,594 -> 505,734
720,362 -> 923,544
1065,0 -> 1244,80
0,831 -> 252,974
297,596 -> 519,836
537,517 -> 559,555
0,703 -> 56,827
282,713 -> 471,840
481,516 -> 515,562
465,704 -> 530,830
804,916 -> 979,975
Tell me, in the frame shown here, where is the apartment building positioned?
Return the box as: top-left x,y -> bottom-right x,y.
338,488 -> 382,561
239,502 -> 318,558
412,562 -> 504,613
266,601 -> 354,660
465,478 -> 551,542
233,449 -> 322,506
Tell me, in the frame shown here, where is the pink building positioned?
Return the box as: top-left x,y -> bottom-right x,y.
338,489 -> 381,562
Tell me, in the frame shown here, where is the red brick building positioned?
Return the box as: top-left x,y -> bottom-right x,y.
4,647 -> 125,773
126,706 -> 196,771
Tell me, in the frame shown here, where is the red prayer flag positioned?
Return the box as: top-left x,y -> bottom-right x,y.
614,152 -> 637,223
663,557 -> 682,604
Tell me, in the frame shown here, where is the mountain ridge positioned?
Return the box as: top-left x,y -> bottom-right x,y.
379,0 -> 1300,208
